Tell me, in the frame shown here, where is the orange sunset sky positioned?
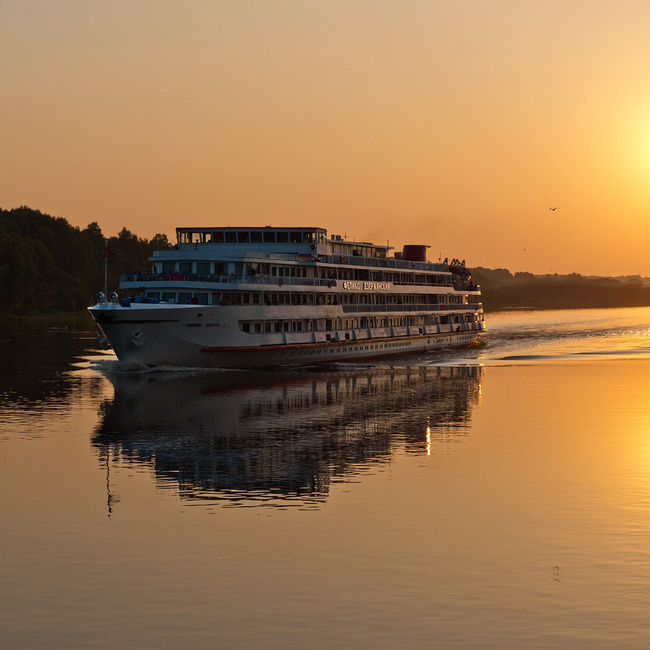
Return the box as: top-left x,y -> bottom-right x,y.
2,1 -> 650,276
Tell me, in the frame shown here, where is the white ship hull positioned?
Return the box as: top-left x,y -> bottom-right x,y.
90,303 -> 483,368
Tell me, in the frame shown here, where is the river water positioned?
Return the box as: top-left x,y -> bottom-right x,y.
3,307 -> 650,649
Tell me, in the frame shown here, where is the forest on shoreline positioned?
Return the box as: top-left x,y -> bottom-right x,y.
0,206 -> 170,316
2,206 -> 650,317
471,267 -> 650,312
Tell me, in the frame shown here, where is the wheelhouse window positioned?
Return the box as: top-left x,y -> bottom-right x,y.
212,231 -> 225,243
225,232 -> 237,243
237,231 -> 250,243
276,232 -> 289,243
263,231 -> 275,243
250,231 -> 263,243
290,231 -> 302,243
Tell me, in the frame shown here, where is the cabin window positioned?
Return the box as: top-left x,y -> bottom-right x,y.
242,322 -> 250,333
196,262 -> 210,274
195,293 -> 208,304
274,322 -> 282,333
242,294 -> 250,304
191,232 -> 201,244
212,231 -> 225,243
237,231 -> 250,243
178,292 -> 192,304
276,232 -> 289,243
264,322 -> 271,333
264,231 -> 275,243
290,231 -> 302,243
162,262 -> 175,273
225,232 -> 237,243
162,292 -> 176,303
303,231 -> 315,244
283,322 -> 290,332
249,231 -> 262,243
179,262 -> 192,273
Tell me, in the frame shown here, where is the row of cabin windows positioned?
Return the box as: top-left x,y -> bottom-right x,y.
272,266 -> 308,278
155,261 -> 452,285
159,262 -> 308,278
330,243 -> 386,259
238,313 -> 481,334
145,291 -> 473,306
177,230 -> 327,245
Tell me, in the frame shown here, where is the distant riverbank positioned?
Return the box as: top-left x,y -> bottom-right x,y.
472,267 -> 650,312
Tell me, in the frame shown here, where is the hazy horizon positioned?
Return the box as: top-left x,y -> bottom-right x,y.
3,1 -> 650,277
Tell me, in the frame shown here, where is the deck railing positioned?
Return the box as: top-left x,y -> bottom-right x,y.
119,273 -> 479,291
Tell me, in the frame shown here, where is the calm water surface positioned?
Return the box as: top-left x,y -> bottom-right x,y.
3,308 -> 650,649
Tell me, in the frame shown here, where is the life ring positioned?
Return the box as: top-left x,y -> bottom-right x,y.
278,278 -> 283,286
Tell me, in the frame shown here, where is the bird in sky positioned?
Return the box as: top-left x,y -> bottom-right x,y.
549,207 -> 558,211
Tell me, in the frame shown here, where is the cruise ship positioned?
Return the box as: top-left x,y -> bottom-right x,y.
88,226 -> 485,367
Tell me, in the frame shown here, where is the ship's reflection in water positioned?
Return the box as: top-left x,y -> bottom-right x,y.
93,365 -> 482,508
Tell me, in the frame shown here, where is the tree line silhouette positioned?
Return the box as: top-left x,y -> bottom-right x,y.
0,206 -> 170,316
472,267 -> 650,311
2,206 -> 650,317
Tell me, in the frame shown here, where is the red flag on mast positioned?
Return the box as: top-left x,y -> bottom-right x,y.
105,245 -> 116,258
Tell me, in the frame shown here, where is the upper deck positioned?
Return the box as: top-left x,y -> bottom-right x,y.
174,227 -> 392,258
156,227 -> 461,274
